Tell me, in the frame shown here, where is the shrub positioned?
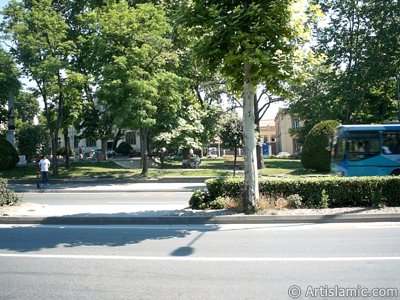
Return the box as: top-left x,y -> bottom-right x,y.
319,189 -> 330,209
189,190 -> 226,210
206,177 -> 243,200
209,197 -> 226,209
287,194 -> 303,208
115,141 -> 133,155
301,120 -> 340,172
0,178 -> 21,206
206,176 -> 400,209
16,124 -> 50,161
189,190 -> 211,209
0,139 -> 19,171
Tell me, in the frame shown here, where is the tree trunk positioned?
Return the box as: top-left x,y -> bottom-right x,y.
113,129 -> 122,150
254,93 -> 264,169
242,62 -> 259,211
6,91 -> 16,148
140,128 -> 149,175
233,146 -> 237,177
64,129 -> 70,168
101,139 -> 108,161
52,130 -> 59,176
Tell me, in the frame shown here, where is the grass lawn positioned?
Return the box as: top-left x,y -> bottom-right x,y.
0,157 -> 326,180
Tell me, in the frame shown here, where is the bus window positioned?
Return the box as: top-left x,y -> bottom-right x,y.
348,132 -> 380,161
382,132 -> 400,155
332,136 -> 346,162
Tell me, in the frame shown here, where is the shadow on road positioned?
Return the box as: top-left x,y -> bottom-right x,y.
0,219 -> 220,253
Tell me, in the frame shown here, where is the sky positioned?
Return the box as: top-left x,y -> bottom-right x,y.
0,0 -> 8,12
0,0 -> 283,119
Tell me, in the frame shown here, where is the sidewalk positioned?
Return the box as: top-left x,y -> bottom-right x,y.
2,179 -> 400,225
8,180 -> 207,193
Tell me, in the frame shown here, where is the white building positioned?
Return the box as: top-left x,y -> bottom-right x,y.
61,127 -> 141,156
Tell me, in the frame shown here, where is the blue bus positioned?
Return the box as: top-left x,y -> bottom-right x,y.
331,124 -> 400,176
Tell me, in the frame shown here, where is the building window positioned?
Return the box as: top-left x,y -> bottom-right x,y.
292,118 -> 300,129
74,137 -> 79,149
86,139 -> 96,147
126,132 -> 137,145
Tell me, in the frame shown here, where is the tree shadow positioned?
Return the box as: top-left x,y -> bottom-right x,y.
0,212 -> 221,253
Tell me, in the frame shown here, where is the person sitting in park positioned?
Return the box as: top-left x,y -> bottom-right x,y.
194,155 -> 201,169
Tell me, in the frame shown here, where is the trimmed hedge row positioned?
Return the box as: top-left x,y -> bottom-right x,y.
206,177 -> 400,208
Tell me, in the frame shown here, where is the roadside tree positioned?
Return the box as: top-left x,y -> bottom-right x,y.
179,0 -> 309,210
95,1 -> 181,175
219,113 -> 243,177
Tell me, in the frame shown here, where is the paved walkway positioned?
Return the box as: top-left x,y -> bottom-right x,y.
8,181 -> 206,193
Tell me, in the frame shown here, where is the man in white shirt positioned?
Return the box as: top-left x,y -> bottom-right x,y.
39,155 -> 51,185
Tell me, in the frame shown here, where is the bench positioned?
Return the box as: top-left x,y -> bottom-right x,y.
224,160 -> 244,169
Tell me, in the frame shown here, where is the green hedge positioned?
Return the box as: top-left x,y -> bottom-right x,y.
206,177 -> 400,208
0,139 -> 19,171
301,120 -> 339,172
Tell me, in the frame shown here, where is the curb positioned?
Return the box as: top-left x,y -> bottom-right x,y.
11,188 -> 203,193
7,177 -> 213,185
1,214 -> 400,225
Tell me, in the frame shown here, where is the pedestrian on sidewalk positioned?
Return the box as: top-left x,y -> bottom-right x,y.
39,155 -> 51,186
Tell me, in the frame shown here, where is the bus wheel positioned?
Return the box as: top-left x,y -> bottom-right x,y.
391,169 -> 400,176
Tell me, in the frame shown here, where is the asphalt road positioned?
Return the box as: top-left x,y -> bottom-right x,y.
20,192 -> 192,206
1,223 -> 399,299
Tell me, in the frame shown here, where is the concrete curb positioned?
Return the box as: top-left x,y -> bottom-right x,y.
8,177 -> 213,185
11,188 -> 203,193
1,213 -> 400,225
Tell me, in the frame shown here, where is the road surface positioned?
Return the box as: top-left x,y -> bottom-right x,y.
1,222 -> 399,299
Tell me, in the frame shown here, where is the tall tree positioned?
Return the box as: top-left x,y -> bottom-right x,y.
0,48 -> 20,146
2,0 -> 80,174
95,1 -> 181,175
309,0 -> 400,124
179,0 -> 306,210
14,91 -> 40,125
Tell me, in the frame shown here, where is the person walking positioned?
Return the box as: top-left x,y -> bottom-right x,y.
39,155 -> 51,185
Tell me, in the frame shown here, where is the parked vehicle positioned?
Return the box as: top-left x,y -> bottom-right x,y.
277,151 -> 291,158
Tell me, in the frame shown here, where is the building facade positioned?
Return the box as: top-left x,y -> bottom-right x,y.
60,127 -> 140,157
259,119 -> 277,155
274,108 -> 303,156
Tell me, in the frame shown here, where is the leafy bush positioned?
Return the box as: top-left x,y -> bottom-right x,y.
206,176 -> 400,208
0,178 -> 21,206
301,120 -> 340,172
0,139 -> 19,171
16,124 -> 50,161
209,197 -> 226,209
286,194 -> 303,208
189,189 -> 211,209
115,141 -> 133,155
57,147 -> 74,157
